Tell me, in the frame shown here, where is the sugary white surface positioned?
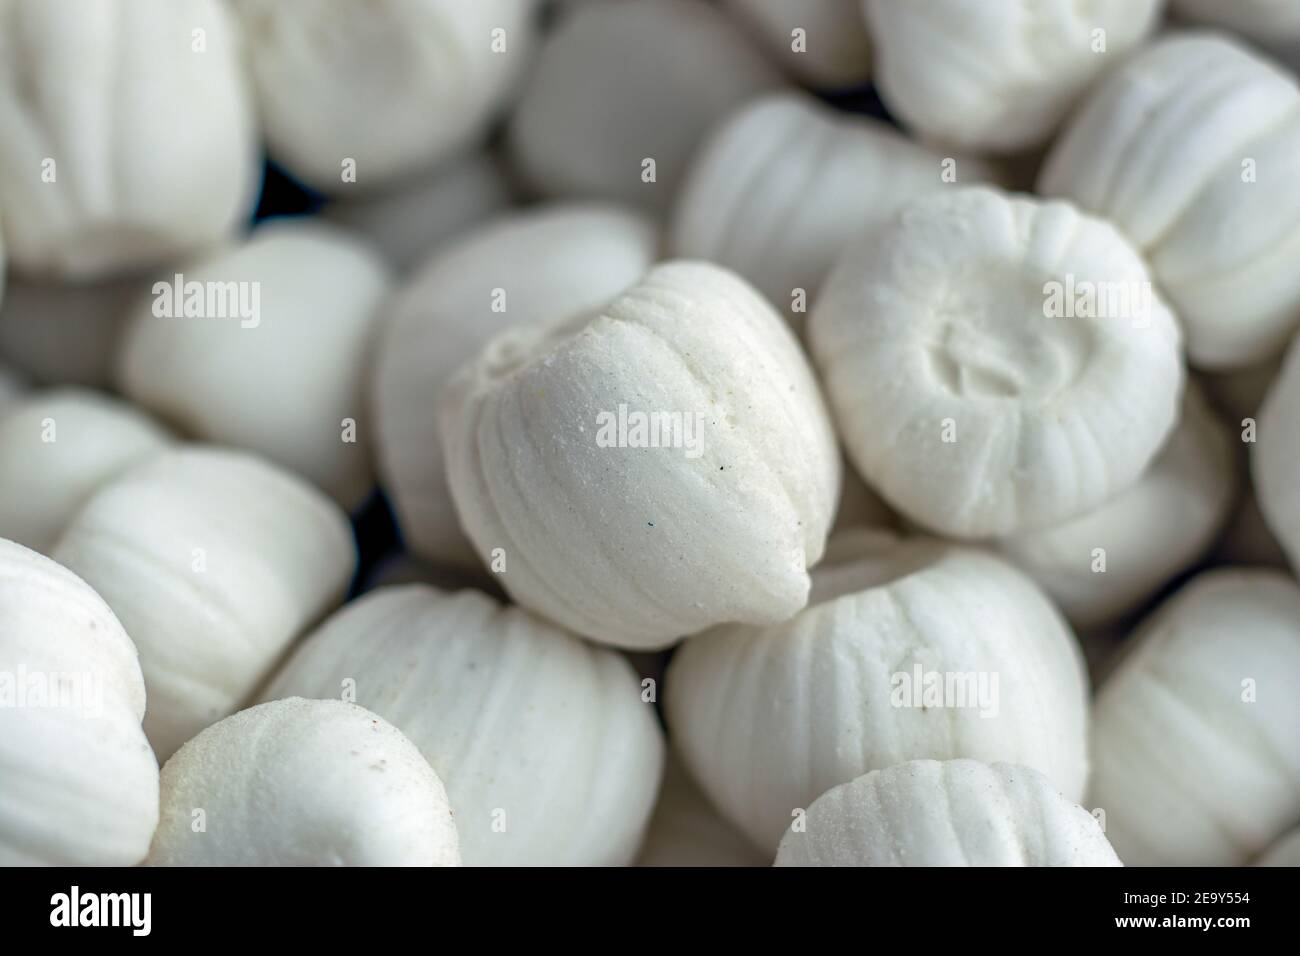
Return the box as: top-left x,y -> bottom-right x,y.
263,585 -> 665,866
0,0 -> 258,279
508,0 -> 781,209
1090,569 -> 1300,865
0,389 -> 171,553
668,529 -> 1090,854
116,221 -> 392,509
147,698 -> 461,867
811,187 -> 1184,538
0,539 -> 159,865
52,446 -> 355,761
373,203 -> 657,569
864,0 -> 1160,154
1040,33 -> 1300,369
440,260 -> 841,649
776,759 -> 1120,867
231,0 -> 534,193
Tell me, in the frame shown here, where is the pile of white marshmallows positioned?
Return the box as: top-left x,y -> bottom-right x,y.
2,0 -> 1299,868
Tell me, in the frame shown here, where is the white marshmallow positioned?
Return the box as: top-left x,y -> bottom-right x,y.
440,260 -> 841,649
0,539 -> 159,865
811,186 -> 1184,538
863,0 -> 1160,154
0,0 -> 258,279
52,446 -> 355,760
667,529 -> 1090,854
147,698 -> 460,867
1090,569 -> 1300,865
373,203 -> 657,569
117,220 -> 392,509
263,585 -> 665,866
1040,33 -> 1300,369
775,759 -> 1120,867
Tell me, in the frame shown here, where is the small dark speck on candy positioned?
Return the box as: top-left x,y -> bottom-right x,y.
648,521 -> 654,527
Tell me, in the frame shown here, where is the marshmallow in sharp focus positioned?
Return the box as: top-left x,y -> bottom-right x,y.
372,203 -> 658,569
439,260 -> 841,650
810,186 -> 1184,539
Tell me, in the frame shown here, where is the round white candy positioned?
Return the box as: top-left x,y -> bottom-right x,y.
0,389 -> 171,554
1040,33 -> 1300,369
440,260 -> 841,649
52,446 -> 355,760
147,698 -> 460,867
863,0 -> 1160,154
671,92 -> 994,329
1090,570 -> 1300,865
997,385 -> 1235,629
508,0 -> 781,209
0,539 -> 158,865
263,585 -> 664,866
0,0 -> 258,279
117,220 -> 392,509
373,203 -> 657,569
775,759 -> 1120,867
810,186 -> 1184,539
667,529 -> 1090,854
230,0 -> 534,193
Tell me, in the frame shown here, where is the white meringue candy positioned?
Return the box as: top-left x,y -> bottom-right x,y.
810,186 -> 1184,539
667,528 -> 1090,854
0,0 -> 258,279
0,539 -> 159,865
263,585 -> 665,867
146,698 -> 461,867
116,220 -> 392,510
52,446 -> 355,761
997,385 -> 1235,629
508,0 -> 781,209
1089,569 -> 1300,865
1040,33 -> 1300,369
0,388 -> 171,554
372,203 -> 658,569
671,92 -> 994,327
440,260 -> 841,649
863,0 -> 1161,154
230,0 -> 535,193
721,0 -> 872,89
775,759 -> 1120,867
